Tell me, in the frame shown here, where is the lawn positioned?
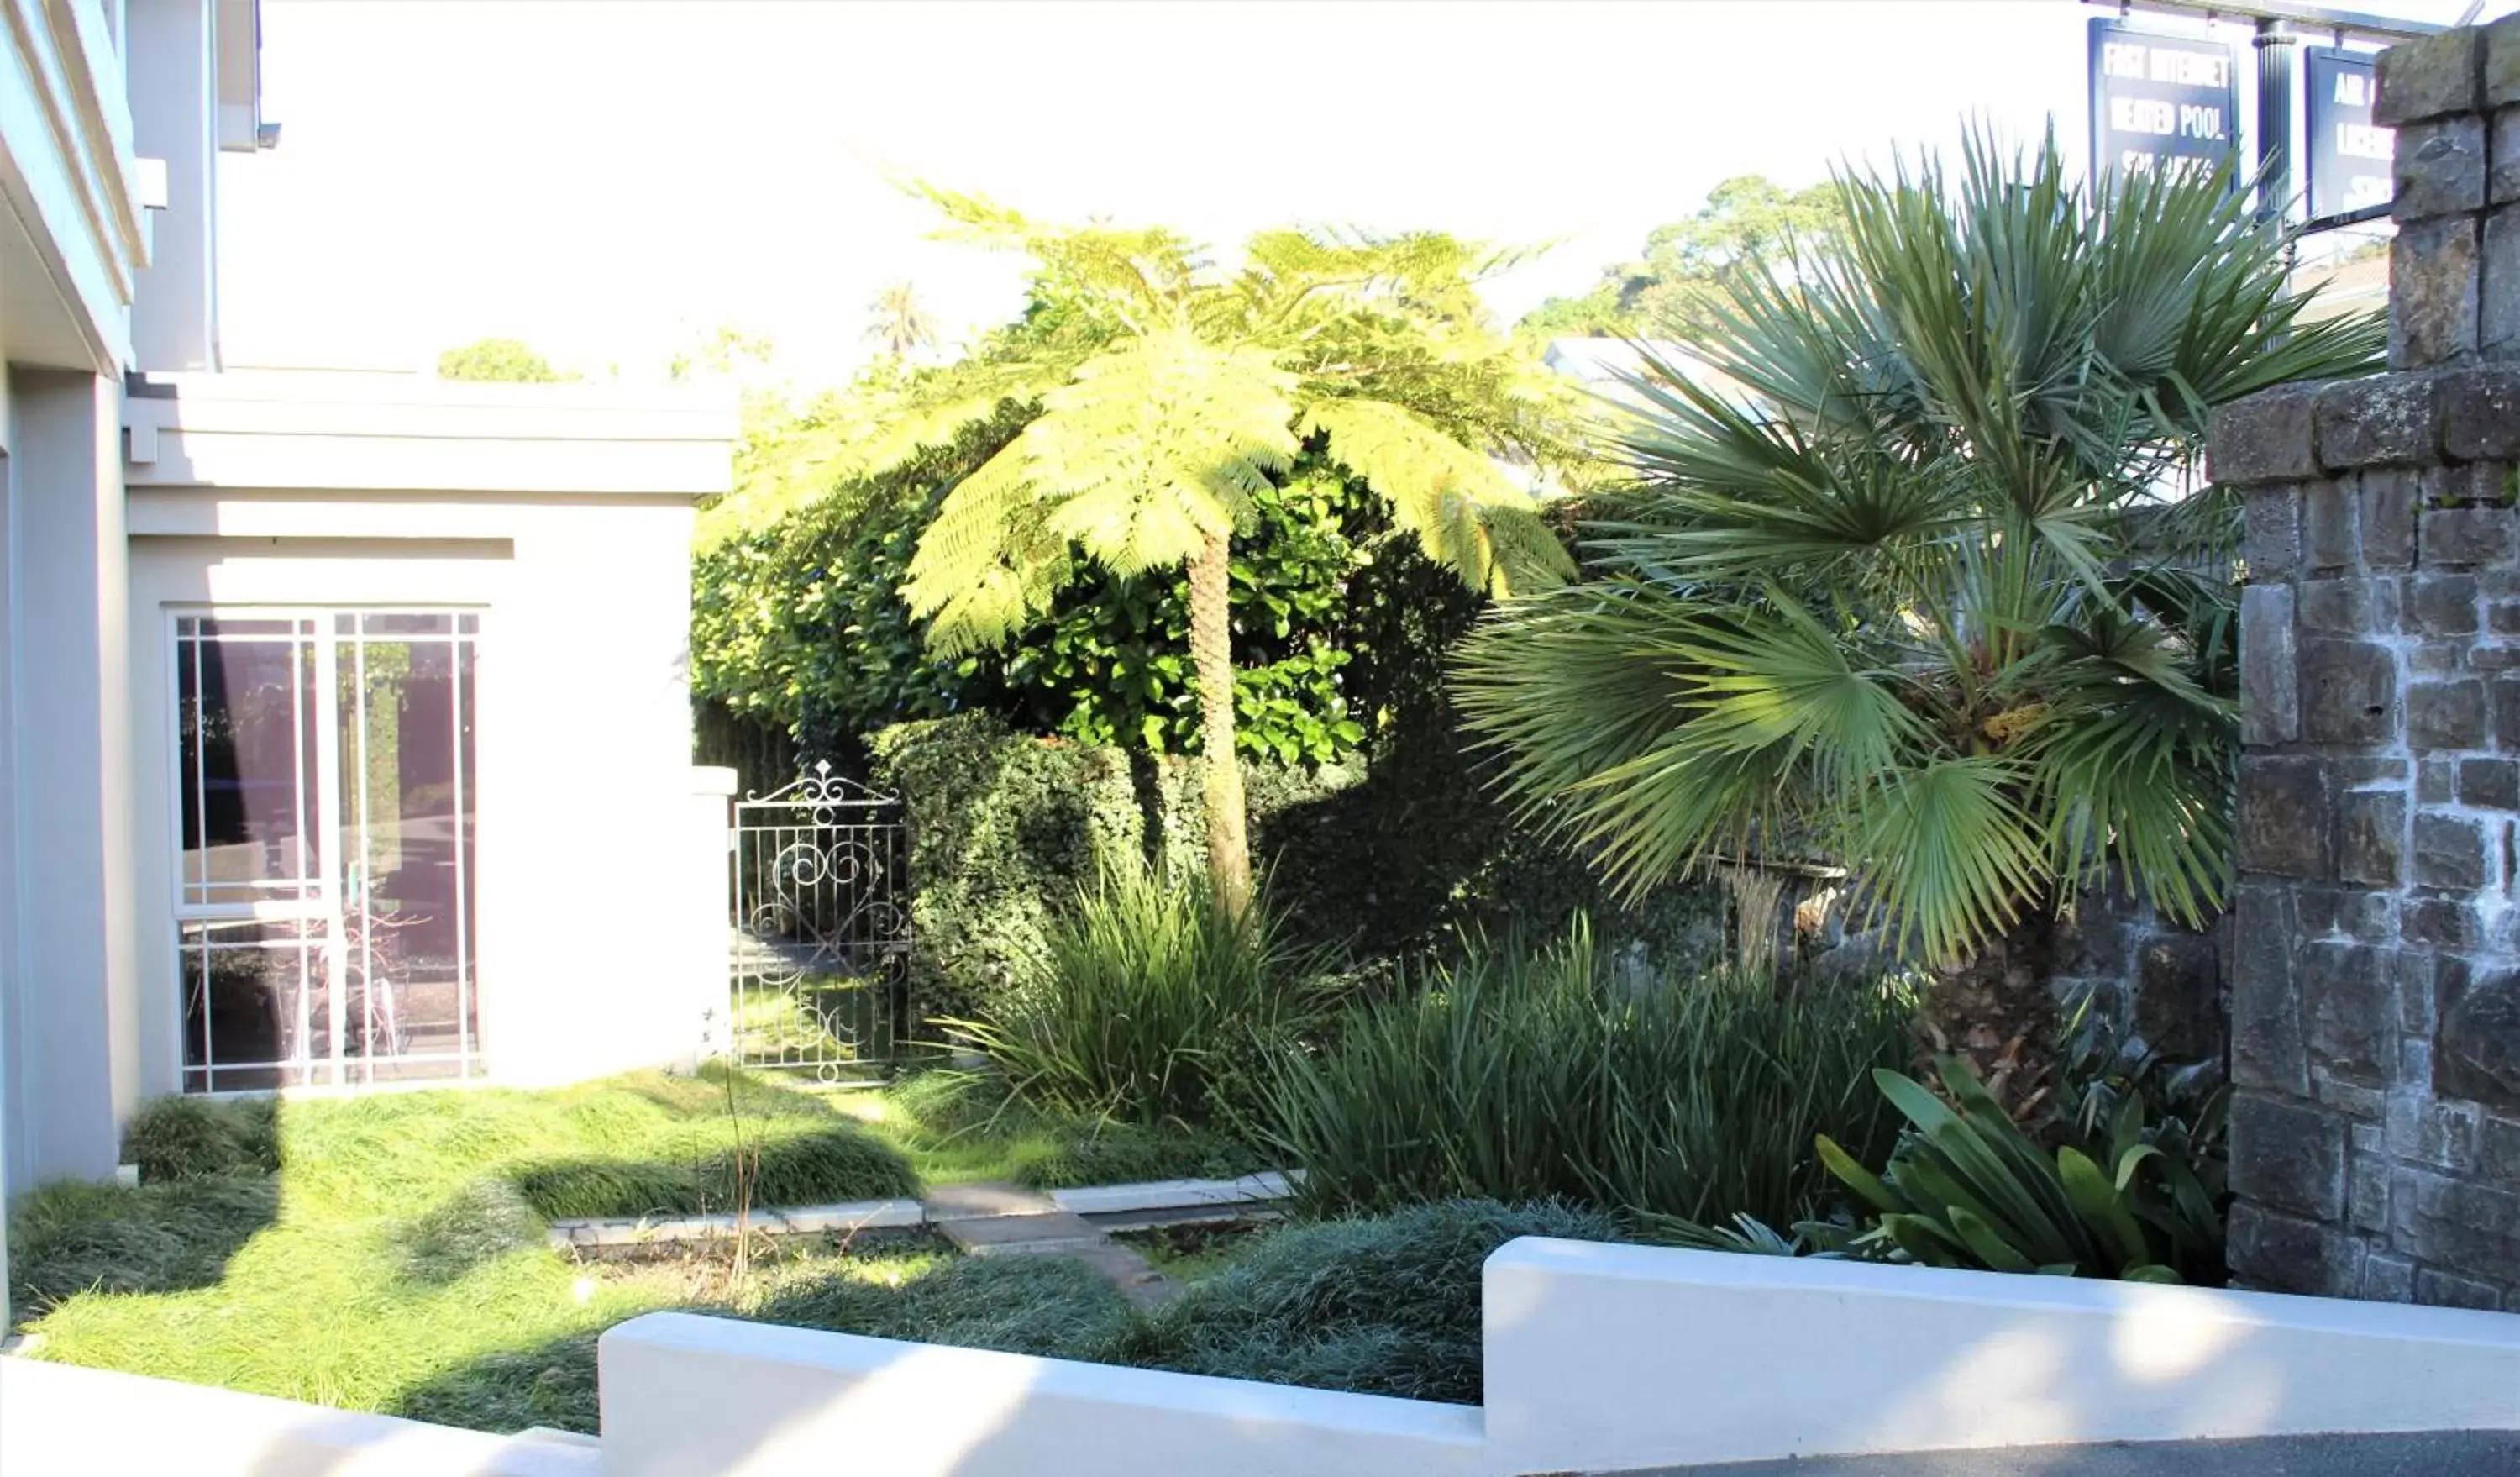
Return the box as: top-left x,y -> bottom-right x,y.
3,1066 -> 1268,1432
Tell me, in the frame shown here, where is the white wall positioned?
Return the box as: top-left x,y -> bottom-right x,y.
0,0 -> 149,372
596,1312 -> 1486,1477
0,1357 -> 600,1476
126,0 -> 219,371
9,371 -> 140,1180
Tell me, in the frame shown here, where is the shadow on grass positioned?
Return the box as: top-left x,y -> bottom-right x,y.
6,1174 -> 281,1322
391,1327 -> 616,1435
502,1122 -> 921,1222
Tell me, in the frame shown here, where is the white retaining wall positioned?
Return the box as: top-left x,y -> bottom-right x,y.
10,1236 -> 2520,1475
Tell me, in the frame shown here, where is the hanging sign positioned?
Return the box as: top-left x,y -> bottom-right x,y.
2304,46 -> 2393,218
2087,18 -> 2241,182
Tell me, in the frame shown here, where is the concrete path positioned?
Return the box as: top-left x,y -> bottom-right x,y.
1610,1429 -> 2520,1475
925,1180 -> 1176,1308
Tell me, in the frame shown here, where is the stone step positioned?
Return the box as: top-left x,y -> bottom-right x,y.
922,1180 -> 1063,1221
936,1208 -> 1109,1257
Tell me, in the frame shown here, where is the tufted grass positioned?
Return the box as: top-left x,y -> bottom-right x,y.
6,1065 -> 1269,1435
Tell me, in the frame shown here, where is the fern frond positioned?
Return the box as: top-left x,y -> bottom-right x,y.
1305,397 -> 1574,595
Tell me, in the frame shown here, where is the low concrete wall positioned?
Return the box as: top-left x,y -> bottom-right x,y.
0,1357 -> 598,1476
1483,1239 -> 2520,1474
596,1311 -> 1484,1477
13,1237 -> 2520,1475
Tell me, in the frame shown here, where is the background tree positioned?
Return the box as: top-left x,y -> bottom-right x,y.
864,281 -> 940,360
435,337 -> 567,382
871,192 -> 1586,914
1457,136 -> 2381,1101
1517,174 -> 1848,344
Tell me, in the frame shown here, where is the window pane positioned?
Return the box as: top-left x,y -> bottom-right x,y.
180,917 -> 329,1091
179,628 -> 321,905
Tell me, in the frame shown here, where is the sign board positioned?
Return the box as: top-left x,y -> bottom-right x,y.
2304,46 -> 2393,218
2087,18 -> 2241,182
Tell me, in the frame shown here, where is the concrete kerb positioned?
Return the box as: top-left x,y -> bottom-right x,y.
544,1170 -> 1299,1251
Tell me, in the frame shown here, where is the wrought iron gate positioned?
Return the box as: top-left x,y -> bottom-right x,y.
729,761 -> 910,1080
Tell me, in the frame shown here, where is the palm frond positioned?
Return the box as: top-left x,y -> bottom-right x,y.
1306,396 -> 1573,595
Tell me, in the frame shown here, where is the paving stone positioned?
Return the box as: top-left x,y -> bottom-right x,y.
936,1210 -> 1109,1256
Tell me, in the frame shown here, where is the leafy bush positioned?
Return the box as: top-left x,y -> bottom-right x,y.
122,1095 -> 280,1183
942,862 -> 1336,1125
1810,1054 -> 2228,1284
1129,1199 -> 1621,1404
1255,922 -> 1914,1226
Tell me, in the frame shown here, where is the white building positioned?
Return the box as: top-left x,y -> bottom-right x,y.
0,0 -> 734,1262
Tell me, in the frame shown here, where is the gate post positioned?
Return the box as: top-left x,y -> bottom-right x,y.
686,765 -> 739,1072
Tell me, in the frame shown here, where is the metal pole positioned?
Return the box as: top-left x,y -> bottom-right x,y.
2255,18 -> 2300,223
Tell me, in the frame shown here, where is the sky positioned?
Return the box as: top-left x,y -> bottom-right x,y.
213,0 -> 2502,390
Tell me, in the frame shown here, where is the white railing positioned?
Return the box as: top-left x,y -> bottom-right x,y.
6,1238 -> 2517,1476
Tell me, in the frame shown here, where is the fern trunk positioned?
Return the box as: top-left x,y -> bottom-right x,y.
1187,528 -> 1253,917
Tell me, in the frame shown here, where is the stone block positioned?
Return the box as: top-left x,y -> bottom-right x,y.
2415,1268 -> 2504,1311
2306,942 -> 2394,1080
2412,639 -> 2469,677
2439,968 -> 2520,1114
2238,754 -> 2331,878
2413,574 -> 2484,634
2320,373 -> 2445,464
2335,890 -> 2401,943
2227,1200 -> 2360,1297
2393,1167 -> 2520,1280
2303,480 -> 2359,571
2316,1070 -> 2387,1122
2483,1112 -> 2520,1180
2459,756 -> 2520,807
2297,577 -> 2396,634
2386,1091 -> 2481,1171
2239,585 -> 2298,746
2439,365 -> 2520,457
2422,756 -> 2459,802
2422,506 -> 2516,568
2230,885 -> 2308,1096
2406,896 -> 2481,949
2495,107 -> 2520,203
2243,484 -> 2302,577
2393,217 -> 2481,369
2232,1095 -> 2346,1221
2212,386 -> 2321,486
2411,953 -> 2454,1034
2491,13 -> 2520,108
2349,1151 -> 2393,1232
2133,932 -> 2221,1059
2362,1249 -> 2418,1302
2397,114 -> 2490,221
2381,26 -> 2484,124
2301,639 -> 2401,745
2410,679 -> 2487,750
2360,469 -> 2420,570
2336,787 -> 2407,886
2486,207 -> 2520,359
2415,810 -> 2493,889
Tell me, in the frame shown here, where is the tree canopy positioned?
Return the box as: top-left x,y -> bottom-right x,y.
435,337 -> 569,383
1518,174 -> 1848,344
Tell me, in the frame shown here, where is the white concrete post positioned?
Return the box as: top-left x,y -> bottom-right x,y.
687,765 -> 737,1071
126,0 -> 220,372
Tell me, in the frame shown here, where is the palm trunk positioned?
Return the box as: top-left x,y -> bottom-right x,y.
1919,910 -> 2061,1126
1186,528 -> 1253,918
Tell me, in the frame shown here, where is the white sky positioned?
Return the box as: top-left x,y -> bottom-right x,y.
214,0 -> 2501,388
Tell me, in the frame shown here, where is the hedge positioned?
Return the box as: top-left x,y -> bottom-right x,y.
869,712 -> 1721,1030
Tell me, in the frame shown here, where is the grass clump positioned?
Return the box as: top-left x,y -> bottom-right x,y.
1255,920 -> 1914,1227
8,1175 -> 279,1312
875,1068 -> 1266,1190
510,1122 -> 917,1221
941,861 -> 1334,1125
121,1095 -> 279,1182
755,1253 -> 1136,1362
1130,1198 -> 1620,1403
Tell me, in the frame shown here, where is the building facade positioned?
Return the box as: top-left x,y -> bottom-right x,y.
0,0 -> 735,1292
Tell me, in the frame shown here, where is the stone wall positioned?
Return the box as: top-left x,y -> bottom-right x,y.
2205,20 -> 2520,1308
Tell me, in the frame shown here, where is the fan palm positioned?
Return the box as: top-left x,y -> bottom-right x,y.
898,192 -> 1583,915
865,281 -> 938,360
1455,133 -> 2382,1094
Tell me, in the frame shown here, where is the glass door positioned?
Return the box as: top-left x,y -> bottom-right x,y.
175,611 -> 480,1091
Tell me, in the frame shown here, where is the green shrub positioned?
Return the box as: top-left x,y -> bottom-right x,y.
942,861 -> 1336,1125
121,1095 -> 280,1183
1131,1199 -> 1620,1404
756,1253 -> 1137,1362
1255,922 -> 1914,1226
1808,1054 -> 2228,1285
